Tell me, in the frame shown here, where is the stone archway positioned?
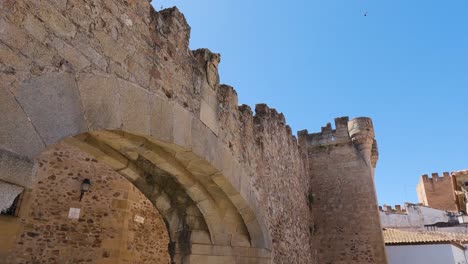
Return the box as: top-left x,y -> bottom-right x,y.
0,1 -> 324,262
65,130 -> 270,263
0,71 -> 272,263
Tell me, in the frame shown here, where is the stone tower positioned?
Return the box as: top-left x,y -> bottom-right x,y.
298,117 -> 387,264
416,172 -> 457,212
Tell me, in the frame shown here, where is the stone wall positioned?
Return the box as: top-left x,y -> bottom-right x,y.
2,142 -> 170,264
298,117 -> 387,264
0,0 -> 386,263
416,173 -> 457,212
251,105 -> 312,262
0,0 -> 313,262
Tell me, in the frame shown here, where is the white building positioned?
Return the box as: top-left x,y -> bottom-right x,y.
384,228 -> 468,264
380,203 -> 461,231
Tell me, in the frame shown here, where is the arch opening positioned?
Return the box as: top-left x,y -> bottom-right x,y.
64,130 -> 268,263
3,141 -> 171,263
0,129 -> 273,263
0,68 -> 272,263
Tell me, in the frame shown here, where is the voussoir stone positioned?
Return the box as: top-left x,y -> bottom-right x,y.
77,74 -> 122,131
14,72 -> 87,146
0,87 -> 45,158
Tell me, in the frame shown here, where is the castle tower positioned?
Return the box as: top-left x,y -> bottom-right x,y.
416,172 -> 457,212
298,117 -> 387,264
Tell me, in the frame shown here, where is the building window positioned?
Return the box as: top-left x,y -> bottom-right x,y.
464,182 -> 468,187
0,193 -> 22,217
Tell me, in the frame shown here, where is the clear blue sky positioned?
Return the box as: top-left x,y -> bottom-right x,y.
155,1 -> 468,206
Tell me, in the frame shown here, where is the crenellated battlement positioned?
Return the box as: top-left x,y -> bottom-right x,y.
254,104 -> 286,125
417,171 -> 457,211
298,117 -> 378,168
298,117 -> 377,147
379,204 -> 407,214
297,117 -> 351,147
421,172 -> 452,183
252,103 -> 298,142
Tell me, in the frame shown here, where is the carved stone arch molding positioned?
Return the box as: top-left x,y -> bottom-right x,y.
0,72 -> 271,263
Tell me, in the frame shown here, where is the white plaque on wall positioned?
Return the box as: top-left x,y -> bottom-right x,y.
68,208 -> 80,219
134,215 -> 145,224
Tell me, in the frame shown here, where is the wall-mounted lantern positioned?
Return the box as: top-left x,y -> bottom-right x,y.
79,179 -> 91,202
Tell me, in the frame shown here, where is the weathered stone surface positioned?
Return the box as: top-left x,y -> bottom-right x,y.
206,53 -> 220,88
173,105 -> 193,148
77,74 -> 122,130
14,73 -> 87,145
4,143 -> 170,263
199,72 -> 218,134
48,37 -> 91,71
94,31 -> 128,65
0,18 -> 29,53
150,94 -> 174,143
200,99 -> 219,136
30,1 -> 77,38
120,83 -> 151,136
23,14 -> 48,42
190,230 -> 212,244
0,0 -> 386,263
0,149 -> 36,188
299,117 -> 387,264
0,181 -> 23,212
0,87 -> 45,158
187,254 -> 235,264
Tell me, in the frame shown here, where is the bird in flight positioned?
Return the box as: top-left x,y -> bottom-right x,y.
364,11 -> 368,16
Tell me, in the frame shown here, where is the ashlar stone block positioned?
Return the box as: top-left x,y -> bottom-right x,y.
77,74 -> 122,131
15,73 -> 87,146
150,94 -> 174,143
172,105 -> 193,148
120,83 -> 151,136
0,87 -> 45,158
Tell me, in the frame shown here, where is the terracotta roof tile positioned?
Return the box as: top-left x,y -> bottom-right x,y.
383,228 -> 468,245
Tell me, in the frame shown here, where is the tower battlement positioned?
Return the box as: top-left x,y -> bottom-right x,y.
298,116 -> 378,168
379,204 -> 406,213
417,172 -> 457,212
421,172 -> 452,183
298,116 -> 350,147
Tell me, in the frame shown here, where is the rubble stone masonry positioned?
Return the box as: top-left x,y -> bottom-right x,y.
298,117 -> 387,264
1,143 -> 170,263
